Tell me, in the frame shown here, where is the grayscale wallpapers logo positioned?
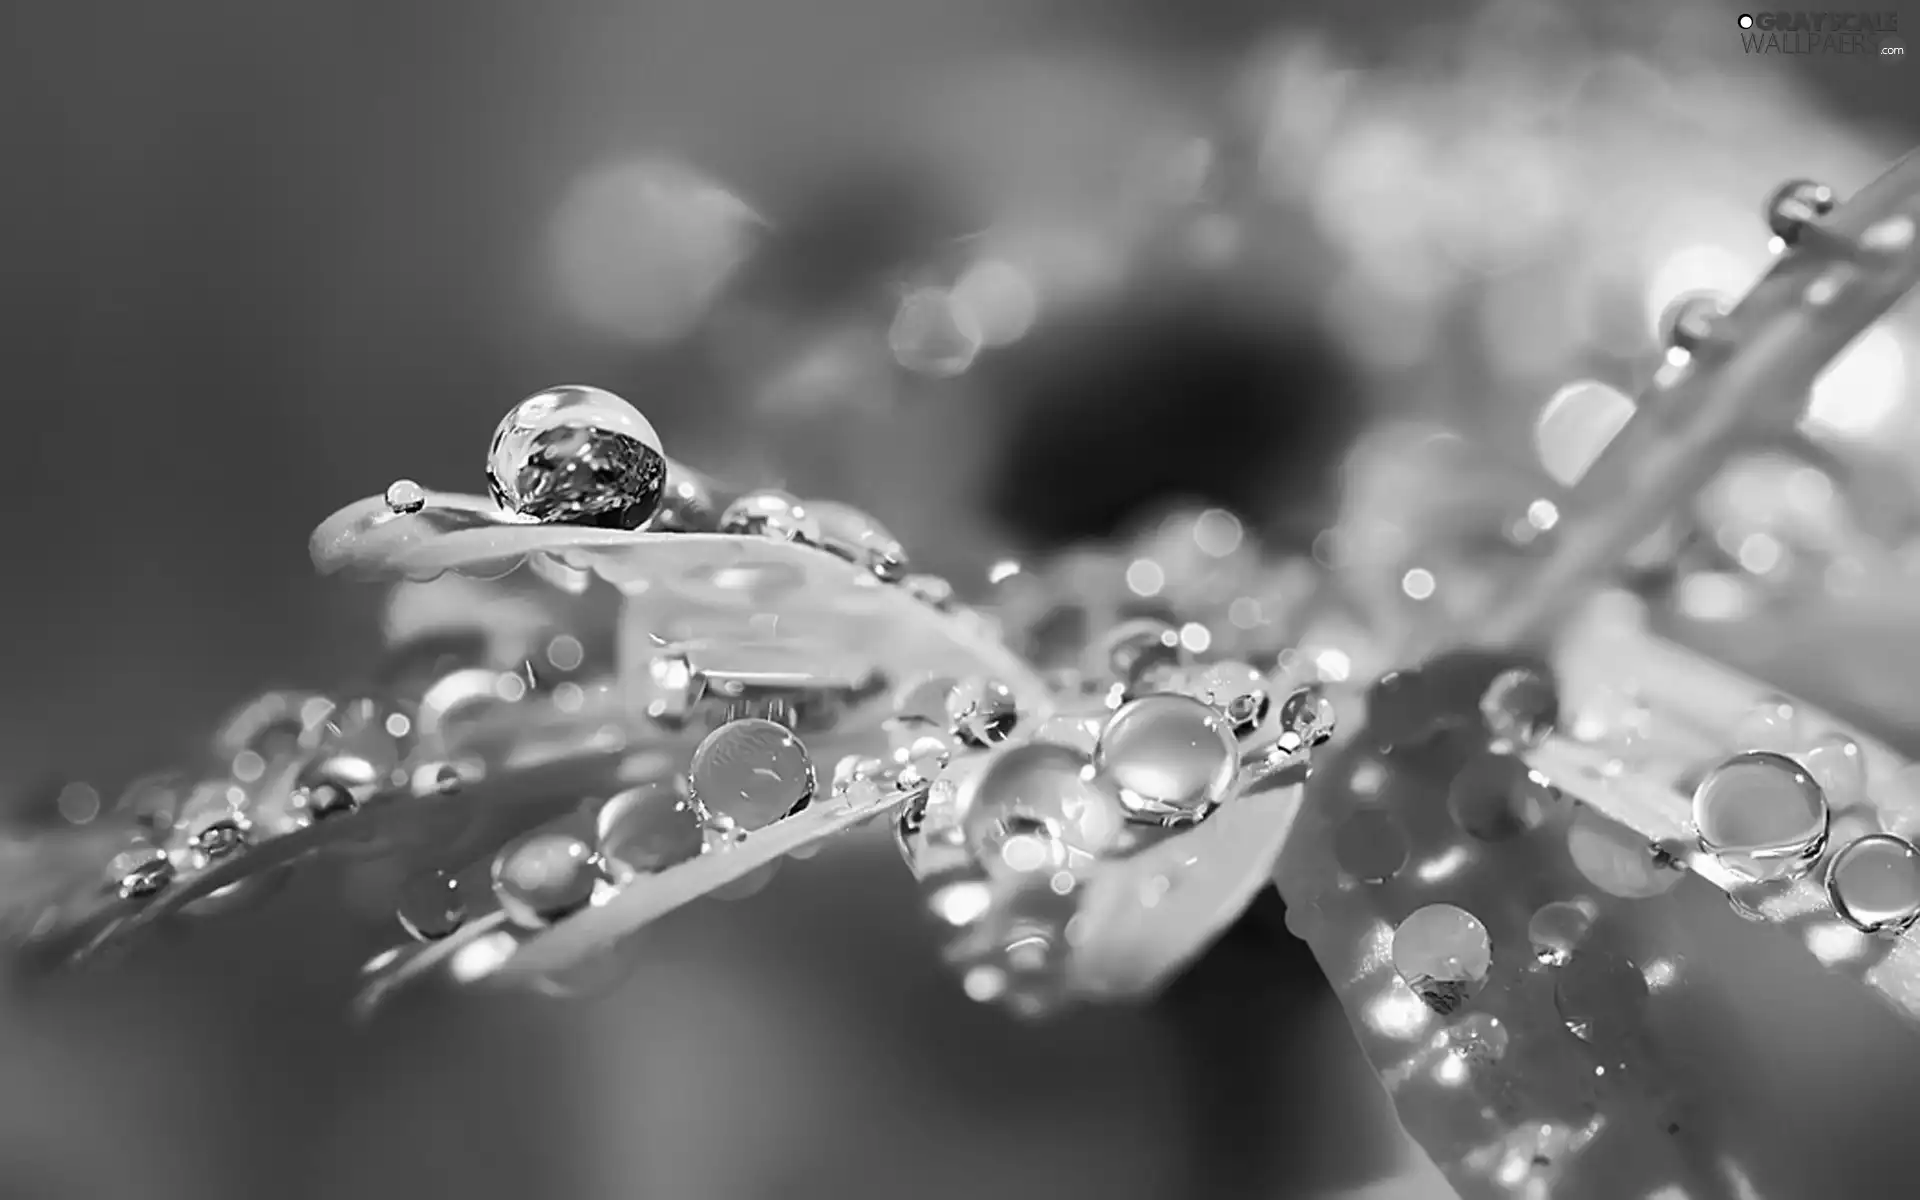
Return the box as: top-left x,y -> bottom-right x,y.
1738,11 -> 1905,61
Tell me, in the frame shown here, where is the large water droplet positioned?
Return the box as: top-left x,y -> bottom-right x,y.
1692,751 -> 1829,881
1566,807 -> 1682,898
1391,904 -> 1492,1014
1527,899 -> 1597,966
1184,661 -> 1271,739
1480,667 -> 1557,751
946,677 -> 1020,747
1332,809 -> 1409,883
493,831 -> 602,929
1030,711 -> 1105,755
596,783 -> 705,881
486,386 -> 668,530
1094,694 -> 1239,825
397,869 -> 470,941
1800,733 -> 1866,808
1447,753 -> 1552,841
687,719 -> 816,831
1827,833 -> 1920,934
1553,949 -> 1649,1056
959,742 -> 1125,873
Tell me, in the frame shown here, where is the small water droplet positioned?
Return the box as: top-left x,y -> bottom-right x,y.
292,781 -> 358,822
188,815 -> 250,862
1733,696 -> 1805,754
397,870 -> 470,941
109,845 -> 174,900
1480,667 -> 1558,751
1445,1012 -> 1510,1065
493,831 -> 602,929
384,479 -> 427,514
946,677 -> 1020,747
1277,685 -> 1337,750
1332,808 -> 1409,883
1566,807 -> 1682,898
1692,751 -> 1829,881
1527,899 -> 1597,966
1391,904 -> 1492,1014
1534,379 -> 1634,487
1094,694 -> 1239,825
889,286 -> 982,377
895,736 -> 952,790
1087,618 -> 1186,698
959,742 -> 1125,873
717,489 -> 821,543
486,385 -> 668,530
687,719 -> 816,831
596,783 -> 705,881
1553,950 -> 1649,1055
1800,733 -> 1866,808
1827,833 -> 1920,934
1184,661 -> 1271,739
1447,753 -> 1552,841
806,499 -> 908,580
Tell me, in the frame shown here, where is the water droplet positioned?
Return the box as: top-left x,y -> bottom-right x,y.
889,286 -> 982,378
1277,685 -> 1337,750
1185,660 -> 1271,738
1527,899 -> 1597,966
687,718 -> 816,831
1534,380 -> 1634,487
1732,696 -> 1805,754
188,815 -> 250,863
806,499 -> 908,580
1445,1012 -> 1510,1065
959,742 -> 1126,873
1332,809 -> 1409,883
292,781 -> 358,822
895,736 -> 952,790
717,490 -> 820,543
903,573 -> 956,609
109,845 -> 173,900
1087,618 -> 1186,698
1094,694 -> 1239,825
1447,753 -> 1552,841
1800,733 -> 1866,808
1480,667 -> 1557,751
1826,833 -> 1920,934
1553,950 -> 1649,1055
1692,751 -> 1829,881
651,468 -> 719,532
397,870 -> 469,941
384,479 -> 427,514
493,831 -> 602,929
946,677 -> 1019,747
1030,712 -> 1104,755
596,783 -> 705,881
895,676 -> 958,726
486,386 -> 668,530
410,761 -> 474,797
1566,807 -> 1681,898
1391,904 -> 1492,1014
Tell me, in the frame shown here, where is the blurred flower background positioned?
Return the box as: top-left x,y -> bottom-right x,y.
4,0 -> 1920,1197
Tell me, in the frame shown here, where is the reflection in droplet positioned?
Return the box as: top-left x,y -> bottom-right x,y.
1692,751 -> 1829,882
1185,660 -> 1271,738
1094,695 -> 1239,825
1447,753 -> 1552,841
688,719 -> 816,831
947,677 -> 1020,747
384,479 -> 427,514
806,499 -> 909,580
1391,904 -> 1492,1014
1527,899 -> 1597,967
959,742 -> 1125,873
1088,618 -> 1186,697
1332,809 -> 1409,883
596,783 -> 706,881
486,386 -> 668,530
1554,950 -> 1650,1055
493,832 -> 602,929
1827,834 -> 1920,934
717,490 -> 820,544
1800,733 -> 1866,809
1566,807 -> 1682,898
1445,1012 -> 1510,1065
1277,686 -> 1338,750
1480,667 -> 1557,751
110,845 -> 174,901
397,870 -> 469,942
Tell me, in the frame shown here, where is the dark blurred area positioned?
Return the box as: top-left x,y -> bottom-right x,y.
4,1 -> 1920,1198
